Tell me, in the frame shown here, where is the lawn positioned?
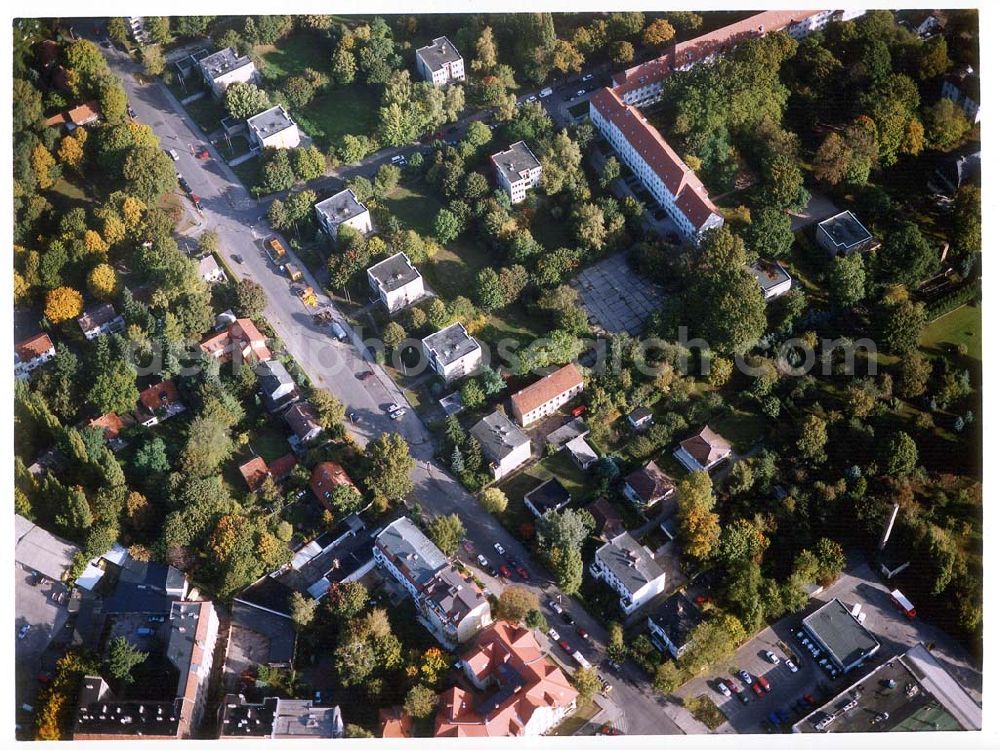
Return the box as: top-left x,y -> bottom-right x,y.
256,33 -> 333,82
294,84 -> 380,151
567,101 -> 590,119
250,426 -> 293,463
184,94 -> 227,133
551,696 -> 598,736
523,450 -> 592,501
920,304 -> 982,363
384,182 -> 445,236
710,408 -> 767,454
49,175 -> 92,212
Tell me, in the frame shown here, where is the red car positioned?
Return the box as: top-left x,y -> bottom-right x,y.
751,682 -> 764,699
514,564 -> 529,581
190,193 -> 202,210
498,564 -> 512,578
576,625 -> 589,640
571,404 -> 587,417
803,693 -> 816,706
757,675 -> 772,693
559,640 -> 573,654
195,146 -> 210,160
36,672 -> 52,684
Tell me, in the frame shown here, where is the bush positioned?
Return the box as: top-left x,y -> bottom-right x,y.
925,279 -> 980,320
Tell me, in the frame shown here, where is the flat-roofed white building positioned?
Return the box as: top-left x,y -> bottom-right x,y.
315,188 -> 372,241
247,105 -> 301,150
199,48 -> 257,97
416,36 -> 465,86
816,210 -> 876,258
491,141 -> 542,204
589,532 -> 667,615
749,259 -> 793,301
367,252 -> 425,313
422,322 -> 482,383
470,411 -> 531,481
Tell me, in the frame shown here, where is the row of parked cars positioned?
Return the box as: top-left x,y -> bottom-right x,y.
472,542 -> 530,582
762,693 -> 818,732
794,628 -> 841,679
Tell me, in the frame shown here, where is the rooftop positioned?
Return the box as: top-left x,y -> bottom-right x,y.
284,402 -> 321,439
795,643 -> 981,733
16,332 -> 54,361
523,477 -> 572,515
15,515 -> 80,581
678,425 -> 731,466
625,460 -> 676,505
375,516 -> 448,588
545,416 -> 590,448
138,380 -> 181,413
470,411 -> 530,465
417,36 -> 463,70
817,211 -> 873,253
247,105 -> 296,138
230,602 -> 296,666
199,47 -> 253,79
490,140 -> 541,184
309,461 -> 358,510
511,363 -> 584,417
802,598 -> 881,670
74,676 -> 182,738
197,254 -> 222,277
595,532 -> 665,594
565,433 -> 598,466
367,251 -> 422,292
648,591 -> 703,649
315,188 -> 368,226
422,322 -> 481,366
238,456 -> 270,491
77,303 -> 121,331
749,259 -> 792,293
424,564 -> 487,624
272,700 -> 343,738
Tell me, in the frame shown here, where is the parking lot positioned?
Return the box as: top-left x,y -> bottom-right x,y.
15,566 -> 71,719
570,252 -> 666,336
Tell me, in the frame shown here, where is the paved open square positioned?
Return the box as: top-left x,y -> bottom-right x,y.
571,253 -> 666,335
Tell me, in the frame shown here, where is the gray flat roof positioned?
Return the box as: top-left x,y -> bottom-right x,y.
272,701 -> 343,738
367,252 -> 421,292
416,36 -> 462,71
375,517 -> 447,588
749,259 -> 792,292
422,322 -> 480,366
596,532 -> 665,594
200,47 -> 253,79
247,105 -> 295,138
14,515 -> 79,581
491,141 -> 541,184
817,210 -> 873,252
470,411 -> 530,464
803,598 -> 880,670
315,188 -> 368,225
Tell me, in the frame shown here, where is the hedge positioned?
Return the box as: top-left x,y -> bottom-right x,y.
925,279 -> 981,321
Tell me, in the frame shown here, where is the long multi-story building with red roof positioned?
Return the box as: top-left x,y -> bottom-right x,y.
434,622 -> 578,737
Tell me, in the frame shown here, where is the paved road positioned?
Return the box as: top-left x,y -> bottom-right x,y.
97,40 -> 681,736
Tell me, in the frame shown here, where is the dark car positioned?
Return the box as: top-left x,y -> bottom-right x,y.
561,611 -> 575,626
178,176 -> 192,194
358,371 -> 374,381
559,640 -> 573,654
576,625 -> 589,640
127,106 -> 137,118
804,693 -> 817,706
737,691 -> 750,705
767,712 -> 781,727
195,146 -> 210,160
498,564 -> 512,578
147,615 -> 166,623
514,563 -> 529,580
776,708 -> 790,724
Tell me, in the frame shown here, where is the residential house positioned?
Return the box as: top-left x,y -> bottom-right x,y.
73,601 -> 219,740
199,48 -> 257,97
136,380 -> 186,427
750,259 -> 793,301
589,532 -> 667,615
44,99 -> 101,130
510,363 -> 585,427
219,695 -> 344,739
256,359 -> 300,413
238,456 -> 270,492
544,417 -> 589,449
564,434 -> 598,471
491,141 -> 542,204
673,426 -> 732,473
86,413 -> 133,451
367,252 -> 425,313
309,461 -> 358,513
77,303 -> 125,340
524,478 -> 572,519
416,36 -> 465,86
816,211 -> 877,258
647,592 -> 703,659
373,517 -> 491,648
15,514 -> 80,583
284,403 -> 323,450
627,406 -> 653,431
623,460 -> 676,510
942,66 -> 981,123
247,105 -> 301,151
435,621 -> 578,737
268,453 -> 299,483
590,86 -> 722,242
422,322 -> 483,383
200,318 -> 272,365
198,254 -> 226,284
379,707 -> 413,738
15,332 -> 56,380
315,188 -> 372,241
586,498 -> 625,541
470,411 -> 532,481
930,148 -> 981,195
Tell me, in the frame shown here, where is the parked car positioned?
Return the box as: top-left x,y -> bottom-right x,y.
494,543 -> 506,556
757,675 -> 772,693
539,87 -> 553,98
498,564 -> 512,578
765,650 -> 780,664
514,564 -> 529,581
785,659 -> 799,673
738,670 -> 753,685
767,712 -> 781,727
548,599 -> 563,614
723,678 -> 740,694
803,693 -> 816,705
547,628 -> 561,641
776,708 -> 791,724
476,554 -> 490,568
136,627 -> 155,637
36,672 -> 51,685
359,371 -> 374,381
575,89 -> 586,98
195,146 -> 210,160
571,404 -> 587,417
751,682 -> 765,698
17,624 -> 30,640
561,612 -> 575,626
127,105 -> 137,118
576,625 -> 589,640
148,615 -> 166,623
716,681 -> 732,698
526,94 -> 537,103
559,640 -> 573,654
582,73 -> 594,81
330,322 -> 348,341
177,175 -> 192,193
736,691 -> 750,705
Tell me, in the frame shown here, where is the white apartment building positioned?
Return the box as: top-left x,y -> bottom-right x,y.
470,411 -> 532,481
15,333 -> 56,380
490,141 -> 542,204
315,188 -> 373,241
247,105 -> 301,150
367,252 -> 425,313
416,36 -> 465,86
422,322 -> 483,383
590,87 -> 723,242
589,532 -> 667,615
199,48 -> 257,97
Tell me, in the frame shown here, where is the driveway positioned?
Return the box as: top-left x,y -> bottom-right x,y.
789,189 -> 841,232
15,567 -> 70,724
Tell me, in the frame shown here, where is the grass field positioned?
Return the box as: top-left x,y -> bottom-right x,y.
295,85 -> 380,151
920,304 -> 982,363
257,34 -> 332,82
184,95 -> 227,133
384,183 -> 445,236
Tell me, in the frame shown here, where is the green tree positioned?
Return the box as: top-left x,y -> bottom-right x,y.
427,514 -> 464,556
107,17 -> 129,46
876,297 -> 926,355
87,336 -> 138,415
179,415 -> 233,478
718,518 -> 769,566
224,81 -> 271,119
383,321 -> 406,350
292,145 -> 327,181
460,379 -> 485,409
234,278 -> 267,317
814,538 -> 846,584
747,206 -> 793,259
796,414 -> 829,464
675,471 -> 719,560
829,252 -> 866,308
403,684 -> 437,719
326,580 -> 368,622
536,507 -> 594,551
312,390 -> 346,430
897,352 -> 932,399
363,433 -> 415,506
571,666 -> 602,699
883,431 -> 918,477
479,487 -> 508,514
433,208 -> 461,244
550,545 -> 584,594
496,586 -> 538,623
289,591 -> 319,630
607,622 -> 627,663
106,636 -> 148,683
924,98 -> 971,152
877,223 -> 937,288
121,146 -> 176,203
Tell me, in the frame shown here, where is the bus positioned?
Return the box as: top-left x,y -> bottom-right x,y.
890,588 -> 916,618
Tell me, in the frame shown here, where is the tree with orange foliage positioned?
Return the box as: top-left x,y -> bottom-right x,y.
44,286 -> 84,323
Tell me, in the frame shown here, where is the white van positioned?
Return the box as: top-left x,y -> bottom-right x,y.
539,87 -> 553,98
330,322 -> 347,341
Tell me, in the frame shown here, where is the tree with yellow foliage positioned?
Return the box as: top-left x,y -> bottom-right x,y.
14,272 -> 29,302
57,133 -> 85,171
44,286 -> 84,323
121,195 -> 146,230
102,214 -> 126,246
83,229 -> 108,255
87,263 -> 118,300
31,143 -> 57,190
